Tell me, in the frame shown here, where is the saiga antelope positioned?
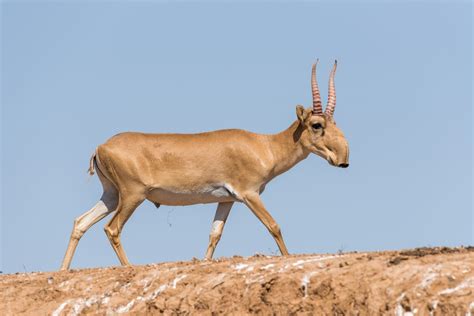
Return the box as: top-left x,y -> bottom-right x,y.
60,60 -> 349,270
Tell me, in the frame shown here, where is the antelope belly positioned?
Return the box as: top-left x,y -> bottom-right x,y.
147,186 -> 236,206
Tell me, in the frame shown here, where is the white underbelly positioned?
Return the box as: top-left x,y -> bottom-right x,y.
146,185 -> 238,206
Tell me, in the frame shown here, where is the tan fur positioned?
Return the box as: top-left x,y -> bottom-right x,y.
60,74 -> 349,271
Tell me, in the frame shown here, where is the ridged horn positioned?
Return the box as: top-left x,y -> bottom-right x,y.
325,60 -> 337,117
311,59 -> 323,115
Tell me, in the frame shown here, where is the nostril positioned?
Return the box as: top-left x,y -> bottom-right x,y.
338,163 -> 349,168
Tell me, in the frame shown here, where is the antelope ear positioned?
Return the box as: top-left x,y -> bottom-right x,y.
296,105 -> 308,123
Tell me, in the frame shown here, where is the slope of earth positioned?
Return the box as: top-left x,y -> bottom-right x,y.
1,247 -> 473,315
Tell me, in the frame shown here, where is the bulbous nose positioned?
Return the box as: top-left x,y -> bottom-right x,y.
338,163 -> 349,168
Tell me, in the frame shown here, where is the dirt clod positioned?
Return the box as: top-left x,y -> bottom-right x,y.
388,256 -> 409,266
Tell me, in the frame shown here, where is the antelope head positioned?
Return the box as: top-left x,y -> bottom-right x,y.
296,60 -> 349,168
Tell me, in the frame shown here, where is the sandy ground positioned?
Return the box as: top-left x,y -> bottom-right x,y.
1,247 -> 473,315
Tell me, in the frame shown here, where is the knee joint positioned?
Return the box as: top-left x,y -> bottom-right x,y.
71,230 -> 84,240
104,225 -> 119,240
209,232 -> 222,244
269,223 -> 281,236
71,220 -> 86,240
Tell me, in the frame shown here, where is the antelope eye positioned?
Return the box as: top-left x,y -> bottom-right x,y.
312,123 -> 323,130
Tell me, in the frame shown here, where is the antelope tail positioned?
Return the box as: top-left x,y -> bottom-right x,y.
88,150 -> 97,176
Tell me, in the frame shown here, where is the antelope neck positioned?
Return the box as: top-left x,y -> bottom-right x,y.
267,120 -> 309,177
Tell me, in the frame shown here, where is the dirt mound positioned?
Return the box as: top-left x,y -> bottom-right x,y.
1,247 -> 473,315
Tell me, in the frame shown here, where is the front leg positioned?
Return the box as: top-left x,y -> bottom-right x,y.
205,202 -> 233,260
243,192 -> 289,256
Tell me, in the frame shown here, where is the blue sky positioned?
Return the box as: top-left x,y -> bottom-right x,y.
1,1 -> 472,273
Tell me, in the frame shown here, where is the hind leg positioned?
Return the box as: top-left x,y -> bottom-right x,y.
60,191 -> 118,270
104,193 -> 144,266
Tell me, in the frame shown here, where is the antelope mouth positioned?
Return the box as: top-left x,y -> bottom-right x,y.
327,157 -> 349,168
